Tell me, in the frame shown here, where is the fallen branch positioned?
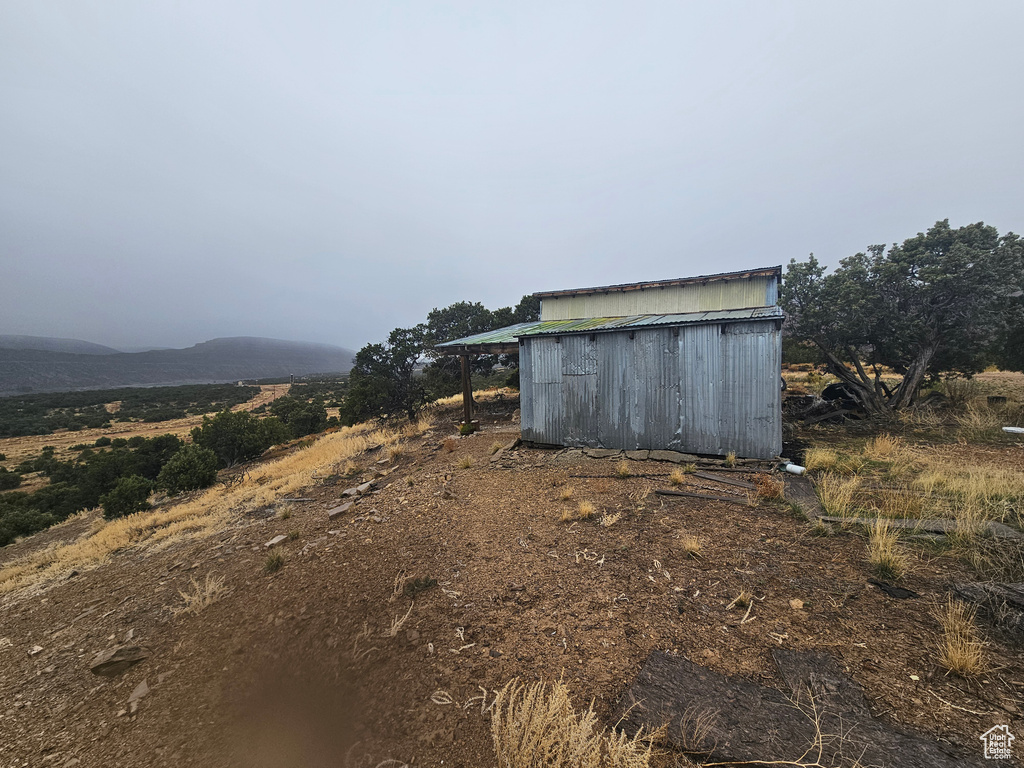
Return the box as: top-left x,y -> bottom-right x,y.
656,489 -> 750,506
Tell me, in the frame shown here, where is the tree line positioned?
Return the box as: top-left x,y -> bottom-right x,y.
339,295 -> 540,425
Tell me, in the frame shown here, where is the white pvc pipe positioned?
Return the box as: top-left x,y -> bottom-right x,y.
1003,427 -> 1024,434
784,463 -> 806,475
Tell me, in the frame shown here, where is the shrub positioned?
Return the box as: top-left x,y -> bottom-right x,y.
191,410 -> 289,468
111,438 -> 128,448
157,444 -> 219,495
94,437 -> 112,447
100,475 -> 153,519
0,467 -> 22,491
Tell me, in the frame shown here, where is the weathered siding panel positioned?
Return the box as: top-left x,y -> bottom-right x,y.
521,321 -> 781,458
540,277 -> 775,320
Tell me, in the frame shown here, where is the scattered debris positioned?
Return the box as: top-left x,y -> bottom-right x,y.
868,578 -> 920,600
655,489 -> 749,505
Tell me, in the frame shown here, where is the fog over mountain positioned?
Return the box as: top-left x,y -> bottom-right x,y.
0,336 -> 356,395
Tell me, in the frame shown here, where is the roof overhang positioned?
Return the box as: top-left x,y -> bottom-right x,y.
435,306 -> 783,355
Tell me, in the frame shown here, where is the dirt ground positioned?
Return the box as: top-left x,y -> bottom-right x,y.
0,398 -> 1022,767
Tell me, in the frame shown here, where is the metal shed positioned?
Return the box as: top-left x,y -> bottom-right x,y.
438,266 -> 783,459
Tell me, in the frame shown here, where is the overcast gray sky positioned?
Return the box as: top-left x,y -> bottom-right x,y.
2,1 -> 1021,351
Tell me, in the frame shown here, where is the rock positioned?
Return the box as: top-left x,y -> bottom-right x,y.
28,645 -> 43,656
625,450 -> 649,461
128,679 -> 149,703
789,598 -> 804,610
89,645 -> 150,677
616,649 -> 985,768
648,450 -> 699,463
341,487 -> 359,497
490,649 -> 502,658
327,502 -> 353,520
265,535 -> 287,548
356,481 -> 373,494
585,448 -> 622,459
405,629 -> 420,644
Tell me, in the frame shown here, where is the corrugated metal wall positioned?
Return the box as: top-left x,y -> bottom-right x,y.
540,277 -> 776,321
520,320 -> 781,458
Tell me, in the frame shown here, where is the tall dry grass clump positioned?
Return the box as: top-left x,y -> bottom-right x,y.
936,596 -> 987,676
491,678 -> 657,768
174,573 -> 229,616
867,520 -> 911,582
803,447 -> 840,472
815,473 -> 859,517
862,433 -> 907,462
752,473 -> 785,502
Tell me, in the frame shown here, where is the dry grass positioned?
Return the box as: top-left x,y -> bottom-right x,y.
173,573 -> 229,616
386,443 -> 405,462
560,509 -> 576,524
936,596 -> 987,676
867,520 -> 911,582
491,678 -> 658,768
490,441 -> 505,455
725,591 -> 751,610
862,433 -> 907,462
0,420 -> 418,596
558,486 -> 575,501
457,456 -> 475,470
601,512 -> 622,527
276,503 -> 293,520
385,602 -> 414,637
668,469 -> 687,487
401,416 -> 432,438
869,487 -> 924,518
264,551 -> 285,574
955,402 -> 1004,440
680,534 -> 702,559
723,451 -> 736,468
614,460 -> 632,479
804,447 -> 840,472
577,501 -> 596,520
752,473 -> 785,502
815,473 -> 859,517
442,437 -> 458,453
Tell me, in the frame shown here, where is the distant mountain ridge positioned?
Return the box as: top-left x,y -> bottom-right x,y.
0,335 -> 121,356
0,336 -> 356,395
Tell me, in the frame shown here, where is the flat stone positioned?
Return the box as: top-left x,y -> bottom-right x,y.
624,450 -> 649,461
28,645 -> 43,656
648,450 -> 699,463
264,535 -> 287,548
618,649 -> 985,767
341,487 -> 359,497
355,481 -> 373,495
128,679 -> 149,703
89,645 -> 149,677
585,448 -> 622,459
327,502 -> 354,520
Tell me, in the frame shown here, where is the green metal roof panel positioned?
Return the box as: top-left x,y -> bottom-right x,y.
436,306 -> 782,348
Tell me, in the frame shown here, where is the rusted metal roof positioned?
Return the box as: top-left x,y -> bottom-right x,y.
435,306 -> 783,353
532,266 -> 782,300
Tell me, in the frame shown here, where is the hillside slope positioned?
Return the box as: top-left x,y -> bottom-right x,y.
0,395 -> 1006,768
0,337 -> 356,395
0,335 -> 120,355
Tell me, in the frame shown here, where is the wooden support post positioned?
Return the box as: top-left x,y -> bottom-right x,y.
461,355 -> 473,425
